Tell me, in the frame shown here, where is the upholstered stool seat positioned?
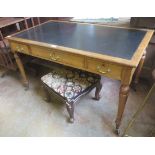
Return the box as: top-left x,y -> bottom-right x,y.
41,64 -> 102,123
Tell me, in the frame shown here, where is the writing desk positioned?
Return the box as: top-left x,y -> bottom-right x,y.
6,20 -> 154,134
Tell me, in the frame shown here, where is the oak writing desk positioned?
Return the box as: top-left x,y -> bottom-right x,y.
6,20 -> 154,134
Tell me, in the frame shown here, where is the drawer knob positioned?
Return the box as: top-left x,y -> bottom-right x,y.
97,66 -> 111,74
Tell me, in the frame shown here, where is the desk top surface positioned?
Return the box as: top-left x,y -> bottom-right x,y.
13,21 -> 147,60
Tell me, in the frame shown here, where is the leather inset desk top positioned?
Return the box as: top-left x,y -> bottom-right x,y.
13,21 -> 146,60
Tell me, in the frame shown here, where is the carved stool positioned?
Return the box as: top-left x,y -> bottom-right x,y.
41,64 -> 102,123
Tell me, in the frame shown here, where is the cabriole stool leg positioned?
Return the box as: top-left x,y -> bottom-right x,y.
66,101 -> 74,123
41,84 -> 51,102
93,81 -> 102,100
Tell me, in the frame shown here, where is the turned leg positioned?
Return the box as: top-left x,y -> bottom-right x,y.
14,53 -> 29,90
41,84 -> 51,102
66,102 -> 74,123
132,50 -> 146,91
115,84 -> 130,135
93,80 -> 102,100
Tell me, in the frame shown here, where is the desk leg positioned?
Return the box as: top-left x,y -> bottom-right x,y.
115,84 -> 130,135
133,50 -> 146,90
14,53 -> 29,90
115,67 -> 133,135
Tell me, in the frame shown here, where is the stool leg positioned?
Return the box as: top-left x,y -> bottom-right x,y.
93,81 -> 102,100
41,84 -> 51,102
66,102 -> 74,123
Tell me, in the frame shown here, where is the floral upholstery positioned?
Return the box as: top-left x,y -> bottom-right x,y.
41,65 -> 100,102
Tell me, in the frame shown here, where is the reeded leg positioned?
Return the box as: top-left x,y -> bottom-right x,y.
14,53 -> 29,90
66,102 -> 74,123
41,85 -> 51,102
115,84 -> 130,135
132,51 -> 146,91
93,81 -> 102,100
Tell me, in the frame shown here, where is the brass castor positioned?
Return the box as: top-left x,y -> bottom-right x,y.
69,118 -> 74,123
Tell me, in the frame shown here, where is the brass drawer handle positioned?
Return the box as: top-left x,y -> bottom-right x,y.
16,46 -> 25,52
51,56 -> 60,61
16,46 -> 20,51
97,66 -> 111,74
20,48 -> 25,53
55,56 -> 60,60
51,57 -> 57,61
50,53 -> 60,61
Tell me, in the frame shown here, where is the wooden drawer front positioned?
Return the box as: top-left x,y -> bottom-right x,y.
30,47 -> 85,69
87,58 -> 123,80
30,46 -> 53,60
53,50 -> 85,68
10,42 -> 29,54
